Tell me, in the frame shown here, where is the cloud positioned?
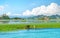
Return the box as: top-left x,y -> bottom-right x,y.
0,4 -> 8,11
0,6 -> 4,11
6,12 -> 21,16
13,14 -> 22,16
22,3 -> 60,16
6,12 -> 11,15
22,10 -> 32,16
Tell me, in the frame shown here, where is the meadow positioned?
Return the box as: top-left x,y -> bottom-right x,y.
0,22 -> 60,32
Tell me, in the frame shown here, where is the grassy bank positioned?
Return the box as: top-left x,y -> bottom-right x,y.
0,22 -> 60,31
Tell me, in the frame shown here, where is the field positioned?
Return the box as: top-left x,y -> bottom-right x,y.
0,22 -> 60,32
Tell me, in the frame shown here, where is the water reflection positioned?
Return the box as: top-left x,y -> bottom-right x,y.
0,19 -> 60,24
0,20 -> 9,24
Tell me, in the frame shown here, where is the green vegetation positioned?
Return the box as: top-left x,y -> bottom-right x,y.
0,22 -> 60,32
2,14 -> 10,19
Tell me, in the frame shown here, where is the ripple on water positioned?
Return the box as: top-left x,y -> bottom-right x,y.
0,29 -> 60,38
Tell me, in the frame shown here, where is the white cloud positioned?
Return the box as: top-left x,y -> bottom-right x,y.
6,12 -> 11,15
13,14 -> 21,16
0,4 -> 8,11
22,10 -> 32,16
22,3 -> 60,16
6,12 -> 21,16
0,6 -> 4,11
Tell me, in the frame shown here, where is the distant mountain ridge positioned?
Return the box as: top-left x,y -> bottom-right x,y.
28,15 -> 60,19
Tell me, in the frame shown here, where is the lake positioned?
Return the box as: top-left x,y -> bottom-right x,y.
0,28 -> 60,38
0,19 -> 60,24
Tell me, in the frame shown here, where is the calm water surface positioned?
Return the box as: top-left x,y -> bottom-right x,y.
0,20 -> 60,24
0,29 -> 60,38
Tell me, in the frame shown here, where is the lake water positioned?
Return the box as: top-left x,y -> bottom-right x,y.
0,19 -> 60,24
0,29 -> 60,38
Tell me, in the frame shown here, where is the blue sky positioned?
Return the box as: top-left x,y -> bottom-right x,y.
0,0 -> 60,17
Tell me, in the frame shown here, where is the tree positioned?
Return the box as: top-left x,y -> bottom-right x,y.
13,17 -> 22,20
2,14 -> 10,19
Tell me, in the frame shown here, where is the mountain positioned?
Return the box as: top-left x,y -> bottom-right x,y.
48,15 -> 60,19
28,15 -> 60,19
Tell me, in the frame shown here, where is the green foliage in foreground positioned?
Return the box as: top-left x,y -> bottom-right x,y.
0,22 -> 60,32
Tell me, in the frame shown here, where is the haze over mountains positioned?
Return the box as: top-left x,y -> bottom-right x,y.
9,14 -> 60,19
31,15 -> 60,19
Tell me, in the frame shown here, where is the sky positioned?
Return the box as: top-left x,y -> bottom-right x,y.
0,0 -> 60,17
